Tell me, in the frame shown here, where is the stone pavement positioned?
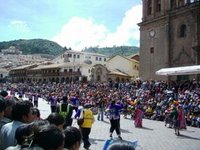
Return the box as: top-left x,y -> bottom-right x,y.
38,99 -> 200,150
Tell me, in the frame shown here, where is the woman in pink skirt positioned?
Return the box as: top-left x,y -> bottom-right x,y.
134,103 -> 143,128
179,105 -> 187,129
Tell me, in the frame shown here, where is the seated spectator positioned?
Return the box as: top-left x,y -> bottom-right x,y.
145,105 -> 153,119
63,126 -> 81,150
46,113 -> 65,130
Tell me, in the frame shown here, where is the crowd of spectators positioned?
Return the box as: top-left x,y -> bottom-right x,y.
0,79 -> 200,128
0,79 -> 199,149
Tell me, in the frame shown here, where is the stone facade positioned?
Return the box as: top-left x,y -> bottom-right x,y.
91,64 -> 131,83
139,0 -> 200,81
91,64 -> 109,82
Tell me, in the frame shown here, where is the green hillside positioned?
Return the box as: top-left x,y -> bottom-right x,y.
82,46 -> 139,57
0,39 -> 139,57
0,39 -> 64,56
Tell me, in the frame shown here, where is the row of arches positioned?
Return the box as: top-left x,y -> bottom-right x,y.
13,76 -> 81,83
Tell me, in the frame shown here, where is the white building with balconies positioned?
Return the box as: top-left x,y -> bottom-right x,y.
53,50 -> 109,66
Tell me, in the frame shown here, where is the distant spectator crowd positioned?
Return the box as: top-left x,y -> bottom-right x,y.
0,79 -> 200,128
0,79 -> 199,149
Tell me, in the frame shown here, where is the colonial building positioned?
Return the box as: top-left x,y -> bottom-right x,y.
107,55 -> 139,80
91,55 -> 139,82
9,64 -> 38,82
9,62 -> 93,83
138,0 -> 200,81
53,50 -> 109,66
10,53 -> 140,83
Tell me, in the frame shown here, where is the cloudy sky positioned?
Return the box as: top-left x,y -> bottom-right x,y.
0,0 -> 142,51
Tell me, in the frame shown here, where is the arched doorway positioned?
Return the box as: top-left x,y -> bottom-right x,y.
97,75 -> 101,82
61,77 -> 65,83
82,76 -> 87,83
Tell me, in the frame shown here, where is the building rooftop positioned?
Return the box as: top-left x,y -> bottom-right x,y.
65,50 -> 108,57
108,69 -> 130,77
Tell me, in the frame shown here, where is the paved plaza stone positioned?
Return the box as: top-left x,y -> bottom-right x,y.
38,99 -> 200,150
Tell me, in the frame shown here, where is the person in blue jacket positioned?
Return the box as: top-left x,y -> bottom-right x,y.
108,100 -> 123,140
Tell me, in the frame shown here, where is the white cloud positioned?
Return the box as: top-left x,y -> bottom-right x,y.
9,20 -> 30,33
52,4 -> 142,51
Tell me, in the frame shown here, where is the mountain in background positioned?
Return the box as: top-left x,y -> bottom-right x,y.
0,39 -> 139,57
0,39 -> 64,56
82,46 -> 139,57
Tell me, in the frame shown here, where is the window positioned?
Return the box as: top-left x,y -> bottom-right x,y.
99,57 -> 102,61
156,0 -> 161,12
171,0 -> 176,9
180,24 -> 187,37
73,54 -> 76,58
85,56 -> 91,59
147,0 -> 152,15
97,75 -> 101,81
96,57 -> 98,61
68,54 -> 72,57
77,55 -> 80,58
104,58 -> 106,61
150,47 -> 154,53
64,69 -> 67,72
88,69 -> 90,73
178,0 -> 184,7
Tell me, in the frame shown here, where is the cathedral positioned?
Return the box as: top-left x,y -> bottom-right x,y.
138,0 -> 200,81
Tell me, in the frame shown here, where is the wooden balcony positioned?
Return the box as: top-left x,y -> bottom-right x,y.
41,72 -> 60,76
59,71 -> 81,76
